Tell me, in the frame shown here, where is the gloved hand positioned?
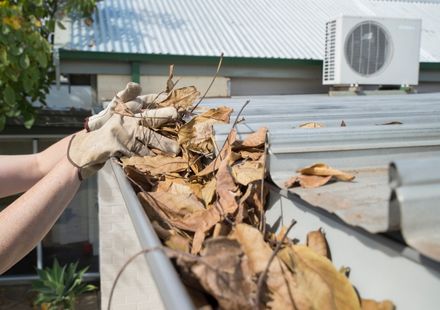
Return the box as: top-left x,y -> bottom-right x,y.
69,110 -> 180,180
85,82 -> 169,131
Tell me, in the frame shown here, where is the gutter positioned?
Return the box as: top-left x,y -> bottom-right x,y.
110,160 -> 194,310
59,49 -> 440,71
58,49 -> 322,67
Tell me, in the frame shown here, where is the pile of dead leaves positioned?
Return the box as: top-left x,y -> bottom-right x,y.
119,69 -> 393,310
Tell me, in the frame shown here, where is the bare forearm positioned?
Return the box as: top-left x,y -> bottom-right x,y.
0,156 -> 80,274
0,133 -> 76,197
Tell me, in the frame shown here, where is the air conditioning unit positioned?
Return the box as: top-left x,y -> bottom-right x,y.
323,16 -> 421,86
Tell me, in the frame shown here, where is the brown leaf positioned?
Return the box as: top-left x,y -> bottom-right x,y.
184,238 -> 257,310
234,127 -> 267,149
341,120 -> 347,127
121,155 -> 188,176
284,175 -> 300,188
191,229 -> 205,255
216,159 -> 240,215
299,122 -> 325,128
212,222 -> 231,238
239,150 -> 263,161
307,228 -> 331,259
278,245 -> 361,310
139,191 -> 220,232
178,106 -> 233,154
159,86 -> 200,111
231,224 -> 303,309
284,174 -> 332,189
361,299 -> 395,310
152,221 -> 190,253
123,165 -> 155,192
196,129 -> 237,177
201,178 -> 216,206
298,163 -> 355,182
232,160 -> 264,186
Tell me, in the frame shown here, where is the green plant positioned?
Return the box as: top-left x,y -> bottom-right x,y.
32,259 -> 96,310
0,0 -> 99,131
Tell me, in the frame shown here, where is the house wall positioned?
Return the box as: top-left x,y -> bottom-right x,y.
98,162 -> 164,310
62,60 -> 440,99
96,75 -> 230,101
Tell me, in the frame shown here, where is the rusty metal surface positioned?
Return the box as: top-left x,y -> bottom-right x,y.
209,93 -> 440,245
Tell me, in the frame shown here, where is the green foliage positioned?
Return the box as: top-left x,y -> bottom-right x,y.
32,259 -> 96,310
0,0 -> 99,131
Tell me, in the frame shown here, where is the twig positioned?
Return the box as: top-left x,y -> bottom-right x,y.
259,132 -> 269,233
190,53 -> 224,113
255,219 -> 297,309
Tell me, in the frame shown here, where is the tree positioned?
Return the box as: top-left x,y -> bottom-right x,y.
0,0 -> 98,131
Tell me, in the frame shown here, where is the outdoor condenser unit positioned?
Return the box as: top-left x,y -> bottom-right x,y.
323,15 -> 422,86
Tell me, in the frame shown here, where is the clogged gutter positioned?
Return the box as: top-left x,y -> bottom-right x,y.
118,68 -> 394,310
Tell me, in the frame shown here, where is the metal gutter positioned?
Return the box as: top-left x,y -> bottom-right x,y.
58,50 -> 440,70
58,49 -> 323,67
110,159 -> 194,310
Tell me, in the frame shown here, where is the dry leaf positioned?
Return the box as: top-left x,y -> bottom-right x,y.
201,178 -> 216,206
191,229 -> 205,254
216,159 -> 240,215
239,150 -> 263,161
232,127 -> 267,149
159,86 -> 200,111
231,224 -> 305,309
174,238 -> 257,310
152,221 -> 190,253
196,129 -> 237,177
139,191 -> 220,232
341,120 -> 347,127
285,175 -> 332,189
178,106 -> 233,154
299,122 -> 325,128
307,228 -> 331,259
298,163 -> 355,182
231,160 -> 264,186
361,299 -> 395,310
121,155 -> 188,176
279,244 -> 361,310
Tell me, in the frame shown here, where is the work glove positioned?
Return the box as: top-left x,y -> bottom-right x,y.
85,82 -> 169,131
68,109 -> 179,180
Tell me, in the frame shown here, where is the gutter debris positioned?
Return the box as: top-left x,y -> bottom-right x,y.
114,66 -> 394,309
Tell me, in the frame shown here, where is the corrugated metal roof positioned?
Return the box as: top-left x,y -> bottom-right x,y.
206,92 -> 440,260
61,0 -> 440,62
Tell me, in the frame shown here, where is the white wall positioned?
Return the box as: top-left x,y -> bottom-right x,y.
97,75 -> 230,101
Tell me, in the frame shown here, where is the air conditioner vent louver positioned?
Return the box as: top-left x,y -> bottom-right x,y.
345,21 -> 390,76
323,20 -> 337,82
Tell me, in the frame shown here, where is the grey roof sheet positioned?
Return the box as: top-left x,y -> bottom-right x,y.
206,92 -> 440,260
60,0 -> 440,62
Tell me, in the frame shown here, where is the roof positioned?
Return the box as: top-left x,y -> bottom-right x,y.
59,0 -> 440,62
207,92 -> 440,261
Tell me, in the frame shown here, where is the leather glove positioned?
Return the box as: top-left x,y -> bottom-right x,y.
68,111 -> 180,180
86,83 -> 169,131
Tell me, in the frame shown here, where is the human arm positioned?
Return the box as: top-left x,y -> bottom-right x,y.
0,156 -> 80,274
0,134 -> 75,198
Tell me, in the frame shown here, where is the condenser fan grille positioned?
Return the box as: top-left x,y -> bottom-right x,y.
345,21 -> 390,76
